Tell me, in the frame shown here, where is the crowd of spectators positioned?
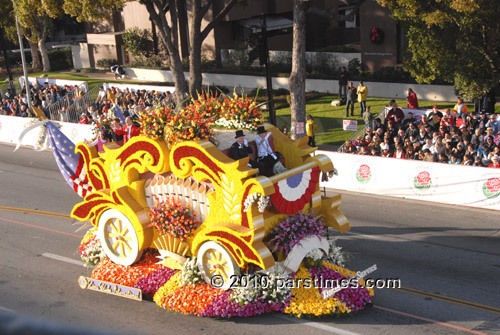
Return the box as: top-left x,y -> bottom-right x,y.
342,98 -> 500,168
0,81 -> 84,119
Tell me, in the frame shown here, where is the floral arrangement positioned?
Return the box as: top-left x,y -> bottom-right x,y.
230,270 -> 292,306
79,228 -> 106,268
149,197 -> 200,240
180,257 -> 204,285
92,110 -> 115,138
324,237 -> 350,267
268,212 -> 327,257
136,107 -> 172,140
214,91 -> 264,130
136,89 -> 264,147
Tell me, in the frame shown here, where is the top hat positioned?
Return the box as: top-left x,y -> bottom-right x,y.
257,126 -> 267,134
235,129 -> 245,138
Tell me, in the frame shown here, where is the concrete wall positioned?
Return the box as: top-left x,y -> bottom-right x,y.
123,67 -> 457,102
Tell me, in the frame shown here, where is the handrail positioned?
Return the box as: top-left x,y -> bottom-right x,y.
337,107 -> 386,152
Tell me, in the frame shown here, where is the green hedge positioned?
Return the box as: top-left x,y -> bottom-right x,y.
0,47 -> 72,71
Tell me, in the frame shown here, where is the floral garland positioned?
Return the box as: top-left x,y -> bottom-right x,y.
148,197 -> 200,240
243,193 -> 270,213
268,213 -> 327,257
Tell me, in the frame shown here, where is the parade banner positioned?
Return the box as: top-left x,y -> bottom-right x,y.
318,150 -> 500,211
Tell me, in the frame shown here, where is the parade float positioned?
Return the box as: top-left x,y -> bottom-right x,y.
39,91 -> 374,318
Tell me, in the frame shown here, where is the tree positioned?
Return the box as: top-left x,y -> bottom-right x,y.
376,0 -> 500,98
61,0 -> 241,102
13,0 -> 57,71
187,0 -> 239,96
289,0 -> 307,140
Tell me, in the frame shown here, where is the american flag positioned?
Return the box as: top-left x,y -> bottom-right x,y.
46,121 -> 93,198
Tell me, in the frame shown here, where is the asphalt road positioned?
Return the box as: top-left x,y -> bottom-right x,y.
1,143 -> 499,335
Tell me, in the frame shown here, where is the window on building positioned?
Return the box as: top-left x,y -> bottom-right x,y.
338,8 -> 359,28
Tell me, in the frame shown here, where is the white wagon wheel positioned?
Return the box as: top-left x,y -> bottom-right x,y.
197,241 -> 240,289
98,209 -> 143,266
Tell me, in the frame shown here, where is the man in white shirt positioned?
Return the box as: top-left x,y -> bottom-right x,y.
255,126 -> 284,176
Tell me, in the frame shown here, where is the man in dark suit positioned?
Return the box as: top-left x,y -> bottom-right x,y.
230,130 -> 258,168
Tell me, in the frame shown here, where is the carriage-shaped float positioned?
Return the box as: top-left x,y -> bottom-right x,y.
71,125 -> 349,288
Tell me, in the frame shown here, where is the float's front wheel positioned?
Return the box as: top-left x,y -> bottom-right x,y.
197,241 -> 239,289
98,209 -> 142,266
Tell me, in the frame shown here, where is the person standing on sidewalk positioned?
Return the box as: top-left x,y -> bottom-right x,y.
345,82 -> 356,117
357,81 -> 368,116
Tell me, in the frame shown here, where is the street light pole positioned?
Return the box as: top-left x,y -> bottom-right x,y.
15,13 -> 31,108
260,14 -> 276,126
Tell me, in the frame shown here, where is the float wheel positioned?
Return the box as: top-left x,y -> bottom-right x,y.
197,241 -> 239,289
98,209 -> 143,266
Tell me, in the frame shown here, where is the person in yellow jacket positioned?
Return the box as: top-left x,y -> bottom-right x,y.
357,81 -> 368,116
306,114 -> 318,147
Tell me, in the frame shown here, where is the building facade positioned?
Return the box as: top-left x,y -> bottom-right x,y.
73,0 -> 403,72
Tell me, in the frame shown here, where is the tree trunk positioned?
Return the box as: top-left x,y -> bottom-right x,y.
189,1 -> 203,96
289,0 -> 307,140
141,0 -> 188,105
28,39 -> 41,70
38,37 -> 51,72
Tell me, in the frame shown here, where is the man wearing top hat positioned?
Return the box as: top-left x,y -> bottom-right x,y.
230,130 -> 258,168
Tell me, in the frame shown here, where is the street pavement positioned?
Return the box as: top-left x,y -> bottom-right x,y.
0,143 -> 499,335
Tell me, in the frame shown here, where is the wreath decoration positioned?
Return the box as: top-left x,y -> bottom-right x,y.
369,27 -> 384,44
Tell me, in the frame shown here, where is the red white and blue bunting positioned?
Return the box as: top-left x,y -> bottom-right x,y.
271,166 -> 320,215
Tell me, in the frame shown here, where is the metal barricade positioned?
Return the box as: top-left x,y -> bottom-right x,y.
337,107 -> 386,152
46,84 -> 102,123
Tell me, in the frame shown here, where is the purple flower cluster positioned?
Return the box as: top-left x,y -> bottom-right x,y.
269,212 -> 326,256
134,267 -> 178,298
200,291 -> 290,318
309,266 -> 372,312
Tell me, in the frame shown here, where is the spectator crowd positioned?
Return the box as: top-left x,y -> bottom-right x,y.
342,98 -> 500,168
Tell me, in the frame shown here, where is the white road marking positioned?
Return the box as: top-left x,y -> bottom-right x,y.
274,314 -> 363,335
0,305 -> 15,313
42,253 -> 84,267
345,231 -> 385,240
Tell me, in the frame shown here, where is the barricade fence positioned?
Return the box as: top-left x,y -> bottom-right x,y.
318,150 -> 500,211
47,84 -> 102,123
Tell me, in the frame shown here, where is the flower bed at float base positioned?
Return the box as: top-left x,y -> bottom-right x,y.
88,250 -> 373,318
82,213 -> 374,319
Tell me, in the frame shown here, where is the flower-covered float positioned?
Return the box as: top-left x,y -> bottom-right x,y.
52,91 -> 374,318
